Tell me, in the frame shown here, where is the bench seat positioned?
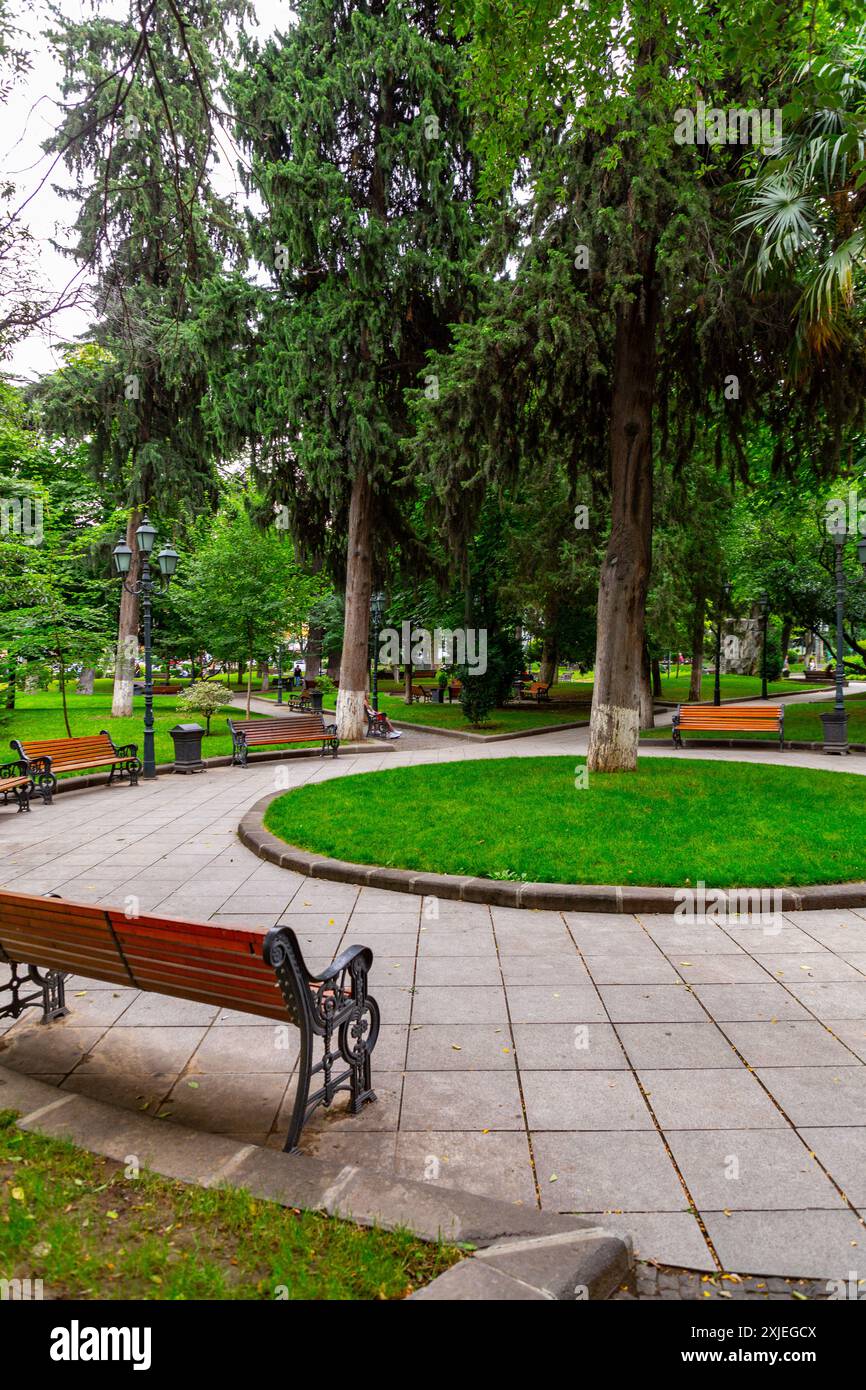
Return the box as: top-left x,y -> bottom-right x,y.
0,888 -> 379,1152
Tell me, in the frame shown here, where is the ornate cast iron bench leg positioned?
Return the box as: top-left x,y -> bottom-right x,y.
0,958 -> 68,1025
263,927 -> 379,1153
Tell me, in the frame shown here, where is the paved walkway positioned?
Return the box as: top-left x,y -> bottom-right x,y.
2,726 -> 866,1280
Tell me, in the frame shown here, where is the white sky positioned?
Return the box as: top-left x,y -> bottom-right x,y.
3,0 -> 290,383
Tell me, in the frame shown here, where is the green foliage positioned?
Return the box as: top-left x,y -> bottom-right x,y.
176,680 -> 232,735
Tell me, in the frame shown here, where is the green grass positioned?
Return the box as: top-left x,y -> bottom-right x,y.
263,755 -> 866,886
0,1110 -> 460,1300
642,692 -> 866,744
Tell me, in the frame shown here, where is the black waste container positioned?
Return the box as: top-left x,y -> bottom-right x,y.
308,690 -> 324,713
169,723 -> 205,773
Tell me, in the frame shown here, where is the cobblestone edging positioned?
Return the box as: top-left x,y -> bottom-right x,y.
0,1066 -> 631,1302
238,790 -> 866,914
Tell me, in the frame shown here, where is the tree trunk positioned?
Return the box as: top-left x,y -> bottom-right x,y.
306,624 -> 323,680
651,656 -> 662,699
336,470 -> 373,740
5,658 -> 15,710
111,509 -> 141,718
58,652 -> 72,738
639,640 -> 654,728
539,620 -> 559,687
327,646 -> 341,682
688,594 -> 705,701
780,616 -> 793,669
246,650 -> 253,718
259,660 -> 269,692
587,253 -> 658,772
77,668 -> 95,695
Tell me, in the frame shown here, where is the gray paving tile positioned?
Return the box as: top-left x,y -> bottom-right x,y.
499,955 -> 589,986
417,928 -> 496,957
799,1127 -> 866,1204
821,1020 -> 866,1063
639,1068 -> 786,1129
598,985 -> 707,1023
722,1021 -> 858,1068
415,956 -> 501,986
76,1026 -> 209,1074
690,983 -> 811,1022
583,1211 -> 715,1270
618,1023 -> 740,1070
188,1026 -> 299,1073
399,1070 -> 524,1130
411,986 -> 508,1025
532,1130 -> 686,1212
582,954 -> 679,984
506,985 -> 608,1024
755,1066 -> 866,1126
703,1209 -> 866,1279
666,1129 -> 845,1210
783,980 -> 866,1020
671,954 -> 770,983
114,994 -> 219,1026
0,1025 -> 105,1074
61,1069 -> 179,1115
512,1022 -> 627,1070
405,1024 -> 515,1070
395,1131 -> 536,1204
165,1071 -> 289,1134
521,1070 -> 652,1130
757,954 -> 863,983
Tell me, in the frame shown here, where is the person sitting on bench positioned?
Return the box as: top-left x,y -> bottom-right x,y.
364,698 -> 402,739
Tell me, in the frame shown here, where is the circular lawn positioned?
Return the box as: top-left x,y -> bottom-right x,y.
262,756 -> 866,888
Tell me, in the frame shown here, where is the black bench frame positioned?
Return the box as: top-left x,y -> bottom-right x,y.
0,759 -> 32,814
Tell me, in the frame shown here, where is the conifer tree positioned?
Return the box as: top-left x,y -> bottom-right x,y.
230,0 -> 477,738
38,0 -> 248,716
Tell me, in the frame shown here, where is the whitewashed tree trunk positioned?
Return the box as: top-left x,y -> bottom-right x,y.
76,668 -> 95,695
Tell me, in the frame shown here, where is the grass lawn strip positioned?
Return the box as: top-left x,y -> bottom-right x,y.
263,755 -> 866,888
0,1111 -> 460,1300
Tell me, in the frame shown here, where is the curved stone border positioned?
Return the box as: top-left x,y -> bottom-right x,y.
238,790 -> 866,913
0,1065 -> 630,1301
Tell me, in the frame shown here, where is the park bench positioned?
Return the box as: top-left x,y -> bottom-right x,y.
672,703 -> 785,749
525,681 -> 551,703
0,888 -> 379,1152
133,682 -> 181,696
408,684 -> 431,703
227,713 -> 339,766
0,760 -> 31,814
366,708 -> 390,738
11,732 -> 141,806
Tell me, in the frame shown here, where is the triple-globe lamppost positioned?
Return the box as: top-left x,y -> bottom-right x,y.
112,517 -> 179,779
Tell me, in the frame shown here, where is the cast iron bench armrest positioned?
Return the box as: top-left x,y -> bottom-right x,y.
315,943 -> 372,983
111,741 -> 139,759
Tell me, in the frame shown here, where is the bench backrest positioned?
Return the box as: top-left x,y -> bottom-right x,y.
528,682 -> 549,694
13,733 -> 116,769
0,888 -> 293,1024
677,703 -> 782,727
229,714 -> 326,740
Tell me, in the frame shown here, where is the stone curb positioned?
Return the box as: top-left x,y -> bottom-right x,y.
0,1065 -> 630,1301
238,790 -> 866,913
35,743 -> 389,797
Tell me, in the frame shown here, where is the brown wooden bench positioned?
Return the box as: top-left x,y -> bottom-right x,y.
408,684 -> 432,703
0,888 -> 379,1152
525,681 -> 550,703
0,760 -> 31,814
672,703 -> 785,748
11,732 -> 140,805
227,713 -> 338,765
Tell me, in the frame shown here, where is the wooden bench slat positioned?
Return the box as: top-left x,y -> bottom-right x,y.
673,703 -> 784,748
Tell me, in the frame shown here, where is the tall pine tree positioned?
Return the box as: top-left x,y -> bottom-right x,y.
230,0 -> 478,738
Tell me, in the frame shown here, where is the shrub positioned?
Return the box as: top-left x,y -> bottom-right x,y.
176,680 -> 231,734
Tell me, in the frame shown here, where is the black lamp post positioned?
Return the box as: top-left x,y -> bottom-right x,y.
112,517 -> 178,779
276,645 -> 285,705
818,517 -> 851,753
713,582 -> 732,707
370,590 -> 385,713
758,592 -> 769,700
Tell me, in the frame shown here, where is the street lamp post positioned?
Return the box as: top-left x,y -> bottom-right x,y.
112,518 -> 178,779
820,518 -> 852,754
370,591 -> 385,713
276,646 -> 284,705
713,583 -> 732,707
758,592 -> 769,701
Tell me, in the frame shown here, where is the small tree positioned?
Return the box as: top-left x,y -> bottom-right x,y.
176,681 -> 231,735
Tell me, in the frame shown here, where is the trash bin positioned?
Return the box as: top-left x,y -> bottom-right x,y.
308,690 -> 324,713
169,723 -> 205,773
